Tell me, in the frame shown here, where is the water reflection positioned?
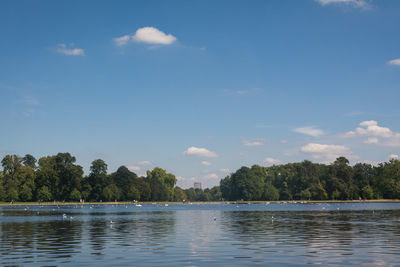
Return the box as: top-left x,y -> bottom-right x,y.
1,204 -> 400,266
222,210 -> 400,265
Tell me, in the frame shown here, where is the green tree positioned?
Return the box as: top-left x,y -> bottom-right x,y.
88,159 -> 108,201
147,167 -> 176,201
174,187 -> 187,201
263,182 -> 279,201
23,154 -> 37,169
37,186 -> 52,201
69,188 -> 82,201
126,185 -> 140,200
112,166 -> 137,200
230,166 -> 264,200
102,184 -> 120,201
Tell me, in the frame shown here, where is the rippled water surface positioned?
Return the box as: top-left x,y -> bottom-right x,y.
1,202 -> 400,266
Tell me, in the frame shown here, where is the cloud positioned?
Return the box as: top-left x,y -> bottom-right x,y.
114,35 -> 130,46
235,88 -> 263,95
263,157 -> 281,165
243,140 -> 264,147
218,168 -> 230,173
388,154 -> 399,160
201,161 -> 211,166
126,165 -> 140,171
280,140 -> 288,144
176,176 -> 197,189
138,161 -> 152,165
301,143 -> 356,163
56,44 -> 85,56
114,27 -> 177,46
340,120 -> 400,147
359,120 -> 378,127
364,137 -> 379,144
203,173 -> 219,179
315,0 -> 370,9
294,126 -> 325,137
183,146 -> 218,158
388,58 -> 400,66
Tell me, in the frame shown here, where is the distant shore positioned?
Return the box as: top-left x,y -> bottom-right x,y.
1,199 -> 400,206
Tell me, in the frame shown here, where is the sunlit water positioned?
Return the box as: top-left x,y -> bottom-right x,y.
1,202 -> 400,266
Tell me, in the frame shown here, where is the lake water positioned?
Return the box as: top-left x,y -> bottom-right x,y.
1,202 -> 400,266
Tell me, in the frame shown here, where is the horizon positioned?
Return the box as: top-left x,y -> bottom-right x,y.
1,0 -> 399,189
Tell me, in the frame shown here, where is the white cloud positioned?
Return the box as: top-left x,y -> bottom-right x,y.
183,146 -> 218,158
56,44 -> 85,56
388,154 -> 399,160
294,126 -> 325,137
263,157 -> 281,165
280,140 -> 288,144
340,120 -> 400,147
126,165 -> 140,171
133,27 -> 176,44
114,35 -> 130,46
138,161 -> 152,165
114,27 -> 177,46
388,58 -> 400,66
218,168 -> 230,173
201,161 -> 211,166
176,176 -> 198,189
203,173 -> 219,179
243,140 -> 264,147
364,137 -> 379,144
301,143 -> 356,163
315,0 -> 369,9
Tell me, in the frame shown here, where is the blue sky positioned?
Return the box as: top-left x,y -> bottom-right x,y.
1,0 -> 399,188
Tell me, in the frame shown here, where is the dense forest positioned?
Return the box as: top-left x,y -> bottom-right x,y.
0,153 -> 399,202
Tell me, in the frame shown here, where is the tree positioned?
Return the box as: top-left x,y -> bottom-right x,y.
230,166 -> 264,201
88,159 -> 109,201
174,187 -> 187,201
69,188 -> 82,201
54,153 -> 84,201
23,154 -> 37,169
102,184 -> 120,201
37,186 -> 52,201
126,185 -> 140,200
220,176 -> 232,200
263,182 -> 279,201
147,167 -> 176,201
112,166 -> 137,200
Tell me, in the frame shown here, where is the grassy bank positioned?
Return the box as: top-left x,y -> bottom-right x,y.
1,199 -> 400,206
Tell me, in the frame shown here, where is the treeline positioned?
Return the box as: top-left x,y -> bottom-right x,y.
0,152 -> 221,202
220,157 -> 400,201
1,153 -> 399,202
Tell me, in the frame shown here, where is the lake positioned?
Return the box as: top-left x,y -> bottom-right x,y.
1,202 -> 400,266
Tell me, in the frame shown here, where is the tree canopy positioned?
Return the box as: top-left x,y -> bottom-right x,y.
0,153 -> 399,202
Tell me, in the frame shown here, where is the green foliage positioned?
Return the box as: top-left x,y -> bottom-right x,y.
174,187 -> 187,201
126,185 -> 140,200
23,154 -> 37,169
263,182 -> 279,201
69,188 -> 82,201
147,167 -> 176,201
230,166 -> 264,201
361,185 -> 374,199
20,184 -> 33,201
37,186 -> 52,201
102,184 -> 120,201
1,153 -> 400,202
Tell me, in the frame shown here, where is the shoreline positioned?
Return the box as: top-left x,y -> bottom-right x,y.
1,199 -> 400,206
